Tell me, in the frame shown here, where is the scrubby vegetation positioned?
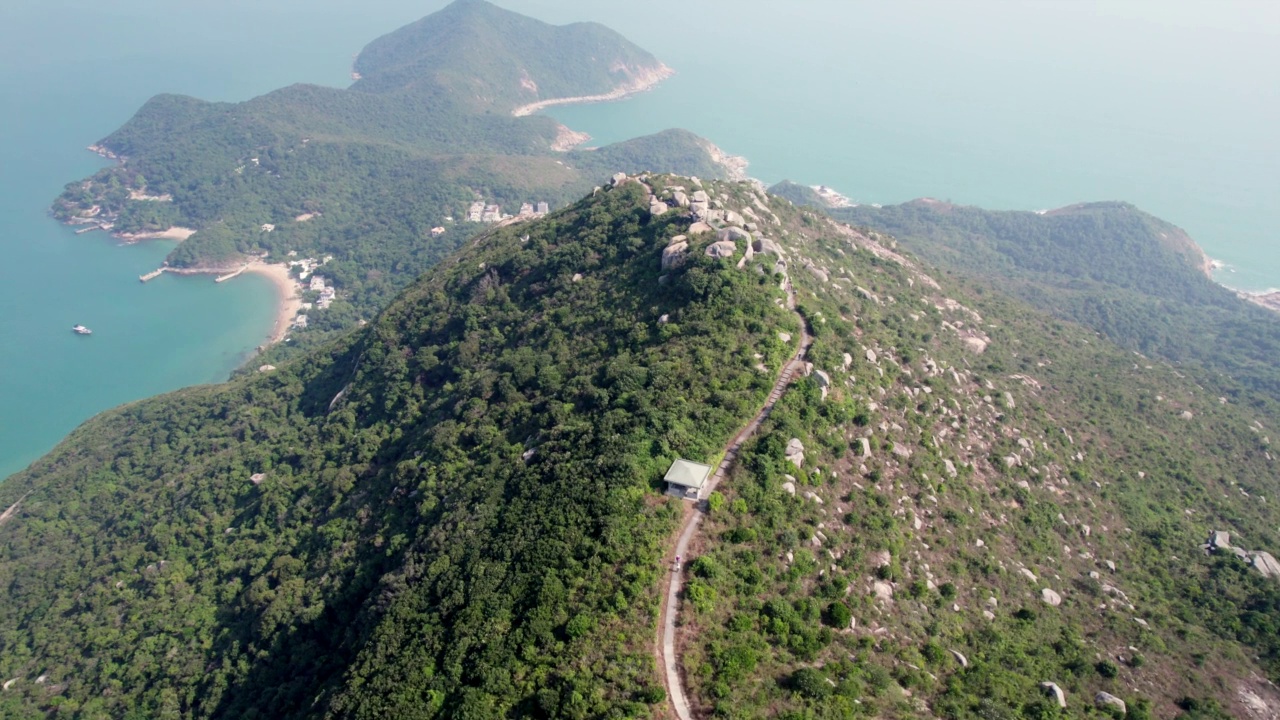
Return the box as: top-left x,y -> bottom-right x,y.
817,198 -> 1280,405
674,190 -> 1280,718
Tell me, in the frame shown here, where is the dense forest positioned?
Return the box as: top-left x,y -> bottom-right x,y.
1,181 -> 793,718
51,0 -> 726,355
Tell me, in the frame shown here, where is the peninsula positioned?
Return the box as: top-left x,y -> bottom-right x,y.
52,0 -> 733,351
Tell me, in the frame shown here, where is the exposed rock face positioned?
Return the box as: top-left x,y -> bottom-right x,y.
1209,530 -> 1232,549
705,240 -> 737,259
963,336 -> 989,353
724,209 -> 744,226
610,172 -> 627,187
718,226 -> 751,243
806,265 -> 829,283
691,190 -> 709,204
1041,588 -> 1063,606
814,369 -> 831,400
670,190 -> 689,207
661,241 -> 688,270
857,437 -> 871,458
1253,551 -> 1280,579
781,480 -> 796,496
866,349 -> 878,363
649,200 -> 669,217
249,473 -> 266,485
892,442 -> 911,459
873,581 -> 894,602
1095,692 -> 1126,714
778,332 -> 792,343
870,550 -> 892,568
753,237 -> 785,257
785,438 -> 805,468
950,650 -> 969,668
688,221 -> 714,235
1040,682 -> 1067,708
842,352 -> 853,370
1020,568 -> 1039,582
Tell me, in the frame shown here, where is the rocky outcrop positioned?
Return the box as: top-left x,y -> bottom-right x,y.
814,369 -> 831,400
1253,551 -> 1280,579
1204,530 -> 1280,580
1095,692 -> 1126,714
688,221 -> 714,236
649,200 -> 669,217
1040,682 -> 1067,708
872,581 -> 894,602
705,240 -> 737,259
785,438 -> 805,469
662,241 -> 689,270
753,237 -> 785,257
717,226 -> 751,243
1041,588 -> 1062,606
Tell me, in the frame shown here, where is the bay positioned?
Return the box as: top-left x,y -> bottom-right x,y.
0,0 -> 438,479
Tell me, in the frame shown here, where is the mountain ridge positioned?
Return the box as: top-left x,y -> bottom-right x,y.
8,176 -> 1280,718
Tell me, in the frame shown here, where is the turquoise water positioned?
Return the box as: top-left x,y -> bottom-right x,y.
532,1 -> 1280,292
0,0 -> 436,479
4,0 -> 1278,477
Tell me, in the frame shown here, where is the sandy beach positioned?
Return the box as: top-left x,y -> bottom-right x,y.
511,64 -> 674,117
243,261 -> 303,345
118,226 -> 196,242
142,259 -> 302,345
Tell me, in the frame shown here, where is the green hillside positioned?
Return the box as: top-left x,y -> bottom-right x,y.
806,197 -> 1280,404
51,1 -> 722,352
352,0 -> 668,109
7,178 -> 1280,719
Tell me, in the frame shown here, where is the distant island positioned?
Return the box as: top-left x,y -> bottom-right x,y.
52,0 -> 739,354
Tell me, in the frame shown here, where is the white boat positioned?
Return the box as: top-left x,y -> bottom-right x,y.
72,325 -> 92,335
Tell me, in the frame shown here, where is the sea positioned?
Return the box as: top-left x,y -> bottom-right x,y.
2,0 -> 1278,479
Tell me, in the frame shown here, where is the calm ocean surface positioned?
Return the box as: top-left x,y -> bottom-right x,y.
2,0 -> 1277,479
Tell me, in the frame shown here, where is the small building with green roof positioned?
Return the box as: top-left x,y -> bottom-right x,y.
664,459 -> 713,500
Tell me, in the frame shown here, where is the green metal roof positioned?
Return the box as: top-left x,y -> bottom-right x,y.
664,459 -> 713,489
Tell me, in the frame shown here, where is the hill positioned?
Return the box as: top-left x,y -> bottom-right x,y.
51,1 -> 723,351
5,178 -> 1280,719
796,194 -> 1280,404
352,0 -> 671,111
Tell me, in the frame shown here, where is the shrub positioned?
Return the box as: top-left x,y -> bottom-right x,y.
824,601 -> 853,629
789,668 -> 831,699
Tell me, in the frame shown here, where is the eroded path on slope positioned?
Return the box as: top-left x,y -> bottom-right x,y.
659,281 -> 812,720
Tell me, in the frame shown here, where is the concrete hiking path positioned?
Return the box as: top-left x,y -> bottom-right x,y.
659,280 -> 812,720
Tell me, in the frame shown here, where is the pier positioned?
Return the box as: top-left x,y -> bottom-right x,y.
215,265 -> 248,283
139,268 -> 166,283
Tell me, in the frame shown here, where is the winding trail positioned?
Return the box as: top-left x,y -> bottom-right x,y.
659,280 -> 813,719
